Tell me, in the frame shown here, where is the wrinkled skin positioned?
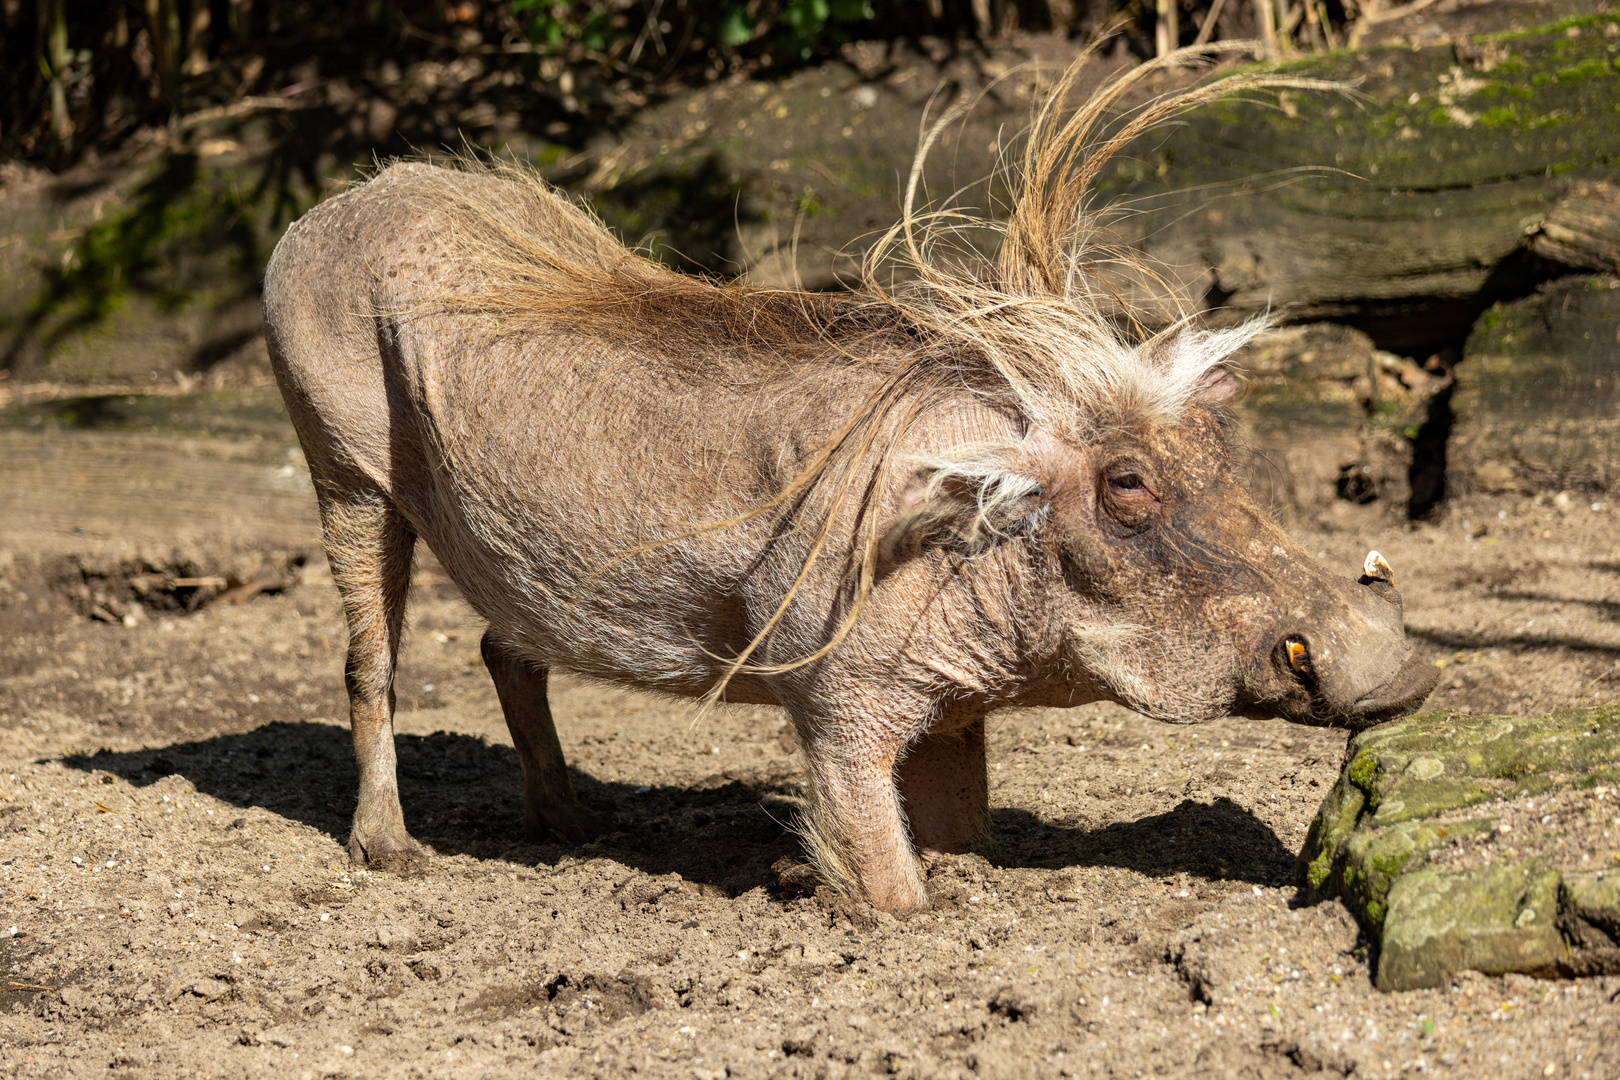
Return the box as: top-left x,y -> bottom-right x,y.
774,408 -> 1436,910
264,164 -> 1435,912
1017,411 -> 1435,729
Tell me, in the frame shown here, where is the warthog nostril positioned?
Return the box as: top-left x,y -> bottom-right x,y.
1284,637 -> 1313,678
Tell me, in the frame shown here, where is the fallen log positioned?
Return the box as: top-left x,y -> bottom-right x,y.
1119,13 -> 1620,354
584,14 -> 1619,359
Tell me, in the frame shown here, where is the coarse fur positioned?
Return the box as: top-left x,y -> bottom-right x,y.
395,42 -> 1341,691
264,43 -> 1435,911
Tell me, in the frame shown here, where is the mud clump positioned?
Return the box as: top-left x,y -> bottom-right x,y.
54,551 -> 307,623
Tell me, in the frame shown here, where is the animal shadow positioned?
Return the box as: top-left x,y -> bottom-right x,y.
67,723 -> 1294,895
991,797 -> 1297,887
62,722 -> 805,893
1409,625 -> 1620,657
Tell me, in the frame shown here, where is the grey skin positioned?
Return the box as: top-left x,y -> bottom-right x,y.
263,163 -> 1436,912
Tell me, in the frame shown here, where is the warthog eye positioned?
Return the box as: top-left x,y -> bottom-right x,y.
1100,462 -> 1161,530
1109,473 -> 1145,492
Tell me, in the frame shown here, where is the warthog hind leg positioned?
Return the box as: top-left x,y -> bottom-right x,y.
480,630 -> 611,844
318,479 -> 427,870
896,715 -> 990,863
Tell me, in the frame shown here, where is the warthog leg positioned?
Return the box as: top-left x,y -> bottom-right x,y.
317,479 -> 426,870
479,631 -> 611,844
797,715 -> 929,913
895,714 -> 990,864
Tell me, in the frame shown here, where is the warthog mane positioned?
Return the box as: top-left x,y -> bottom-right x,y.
379,42 -> 1340,692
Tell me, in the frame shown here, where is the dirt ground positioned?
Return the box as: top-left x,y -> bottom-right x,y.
1,387 -> 1618,1079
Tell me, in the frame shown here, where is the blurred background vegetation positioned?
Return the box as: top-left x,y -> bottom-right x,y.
4,0 -> 1351,171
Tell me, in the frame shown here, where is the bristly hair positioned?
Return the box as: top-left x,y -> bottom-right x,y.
399,41 -> 1341,695
845,39 -> 1342,432
413,41 -> 1337,429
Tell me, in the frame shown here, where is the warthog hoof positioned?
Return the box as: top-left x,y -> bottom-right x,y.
527,802 -> 613,845
347,829 -> 430,872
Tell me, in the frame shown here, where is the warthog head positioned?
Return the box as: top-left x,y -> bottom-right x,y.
843,55 -> 1436,730
889,343 -> 1437,730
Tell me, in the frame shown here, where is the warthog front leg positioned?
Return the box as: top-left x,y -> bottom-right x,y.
318,482 -> 426,870
895,714 -> 990,863
480,631 -> 611,844
795,714 -> 928,913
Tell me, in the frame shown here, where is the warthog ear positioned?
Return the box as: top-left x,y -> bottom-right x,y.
878,452 -> 1049,569
1144,325 -> 1261,411
1193,363 -> 1244,404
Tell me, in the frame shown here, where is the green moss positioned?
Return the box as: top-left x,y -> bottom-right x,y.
1557,60 -> 1612,84
1367,834 -> 1416,881
531,144 -> 568,168
795,188 -> 833,217
1348,752 -> 1379,794
1337,820 -> 1496,932
1480,13 -> 1618,44
1306,850 -> 1334,891
1479,106 -> 1519,127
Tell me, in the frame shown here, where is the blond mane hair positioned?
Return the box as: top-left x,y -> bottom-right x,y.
405,42 -> 1338,694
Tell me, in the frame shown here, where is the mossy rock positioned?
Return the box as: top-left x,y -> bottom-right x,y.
1378,860 -> 1565,991
1228,323 -> 1446,512
1297,706 -> 1620,990
579,18 -> 1620,357
1451,275 -> 1620,494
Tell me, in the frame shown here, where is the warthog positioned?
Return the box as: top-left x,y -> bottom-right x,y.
264,51 -> 1435,911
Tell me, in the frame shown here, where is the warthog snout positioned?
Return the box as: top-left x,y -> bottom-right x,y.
1246,553 -> 1437,731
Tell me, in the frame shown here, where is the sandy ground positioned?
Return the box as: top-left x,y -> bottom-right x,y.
1,402 -> 1618,1079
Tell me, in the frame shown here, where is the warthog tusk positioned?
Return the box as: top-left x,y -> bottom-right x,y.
1285,638 -> 1311,675
1363,550 -> 1394,584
